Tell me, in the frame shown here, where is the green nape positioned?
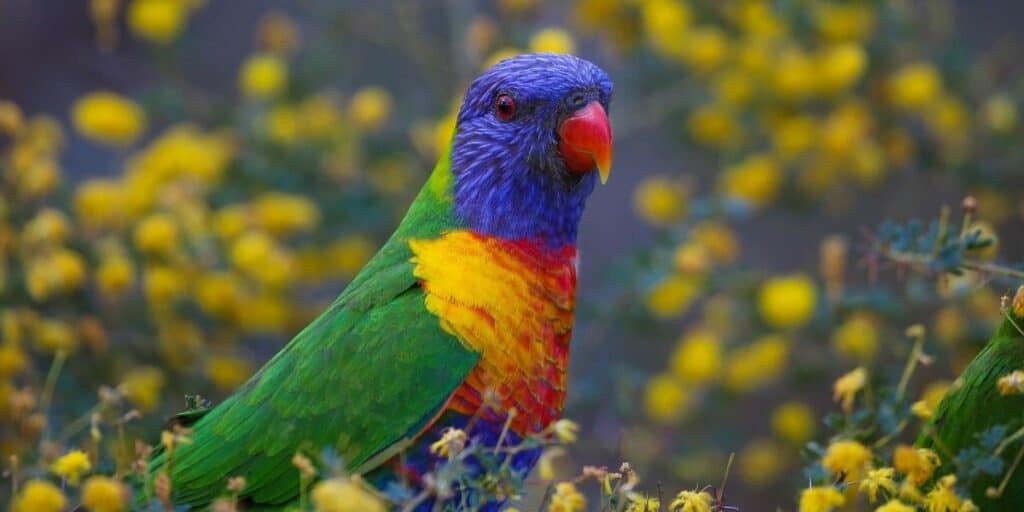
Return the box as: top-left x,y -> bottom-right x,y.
142,144 -> 478,509
918,310 -> 1024,511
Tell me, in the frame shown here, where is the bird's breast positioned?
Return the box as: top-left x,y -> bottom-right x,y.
409,230 -> 577,436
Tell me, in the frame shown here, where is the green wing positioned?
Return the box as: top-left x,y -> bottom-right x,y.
919,317 -> 1024,510
149,168 -> 477,507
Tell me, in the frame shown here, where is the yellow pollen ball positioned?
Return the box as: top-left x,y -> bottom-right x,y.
134,213 -> 179,255
128,0 -> 189,44
670,331 -> 721,384
240,53 -> 288,99
81,476 -> 126,512
349,87 -> 394,132
529,28 -> 577,54
758,274 -> 817,329
772,401 -> 815,444
13,480 -> 67,512
72,92 -> 147,147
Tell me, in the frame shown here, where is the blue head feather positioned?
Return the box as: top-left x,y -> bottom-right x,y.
449,53 -> 613,248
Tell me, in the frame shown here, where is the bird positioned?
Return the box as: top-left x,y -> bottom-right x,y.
143,53 -> 613,510
918,289 -> 1024,511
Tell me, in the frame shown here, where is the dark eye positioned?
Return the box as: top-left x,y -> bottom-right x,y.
494,94 -> 516,121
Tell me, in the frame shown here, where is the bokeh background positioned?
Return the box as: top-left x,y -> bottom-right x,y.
2,1 -> 1024,510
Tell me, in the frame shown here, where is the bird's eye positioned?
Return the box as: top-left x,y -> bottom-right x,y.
494,94 -> 516,121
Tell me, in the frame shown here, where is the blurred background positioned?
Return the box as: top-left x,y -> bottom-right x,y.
1,0 -> 1023,510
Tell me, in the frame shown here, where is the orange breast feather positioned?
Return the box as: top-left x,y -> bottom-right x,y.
409,230 -> 577,435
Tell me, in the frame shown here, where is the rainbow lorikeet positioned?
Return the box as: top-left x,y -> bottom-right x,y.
918,300 -> 1024,511
144,53 -> 613,509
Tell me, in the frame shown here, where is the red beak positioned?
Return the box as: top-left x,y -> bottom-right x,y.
558,101 -> 613,184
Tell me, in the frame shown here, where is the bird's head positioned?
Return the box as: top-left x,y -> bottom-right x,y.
446,53 -> 613,248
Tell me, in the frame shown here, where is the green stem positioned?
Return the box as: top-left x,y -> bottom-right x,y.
39,350 -> 68,445
896,329 -> 925,401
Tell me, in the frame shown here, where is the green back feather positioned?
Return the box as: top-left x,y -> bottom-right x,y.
147,150 -> 479,507
919,314 -> 1024,510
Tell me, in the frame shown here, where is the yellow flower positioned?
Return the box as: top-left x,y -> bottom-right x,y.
892,445 -> 940,486
626,494 -> 661,512
265,105 -> 301,144
529,27 -> 576,54
646,274 -> 702,317
120,366 -> 166,412
687,104 -> 739,147
633,176 -> 687,225
239,53 -> 287,99
720,154 -> 782,210
328,236 -> 375,278
670,489 -> 713,512
75,179 -> 129,230
349,87 -> 393,132
212,204 -> 250,240
691,221 -> 739,264
551,418 -> 580,444
134,213 -> 179,255
548,481 -> 586,512
310,477 -> 386,512
13,479 -> 66,512
642,0 -> 691,59
0,100 -> 24,135
772,49 -> 817,101
982,94 -> 1017,133
22,209 -> 72,247
772,115 -> 817,159
206,355 -> 253,391
817,43 -> 867,93
681,26 -> 729,74
758,274 -> 817,329
670,330 -> 721,384
72,91 -> 147,147
923,475 -> 962,512
254,192 -> 320,236
911,381 -> 950,420
258,11 -> 301,55
644,373 -> 691,424
299,94 -> 342,139
772,401 -> 815,444
723,334 -> 789,393
0,343 -> 27,377
832,312 -> 880,362
666,245 -> 710,273
833,367 -> 867,412
128,0 -> 189,44
52,449 -> 92,484
33,319 -> 79,353
96,257 -> 136,297
14,156 -> 62,198
861,467 -> 898,504
195,272 -> 244,318
143,265 -> 186,305
997,370 -> 1024,395
738,438 -> 784,486
888,62 -> 942,110
813,3 -> 875,42
822,439 -> 872,481
537,447 -> 564,480
712,70 -> 754,106
820,101 -> 871,157
799,486 -> 845,512
81,476 -> 126,512
875,500 -> 915,512
428,427 -> 468,458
